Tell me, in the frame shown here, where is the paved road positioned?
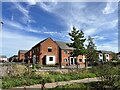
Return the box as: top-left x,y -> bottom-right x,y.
3,77 -> 101,90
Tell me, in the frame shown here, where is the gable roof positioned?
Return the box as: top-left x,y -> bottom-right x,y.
31,37 -> 51,49
98,50 -> 113,54
117,52 -> 120,55
0,55 -> 7,58
19,50 -> 28,54
55,41 -> 74,50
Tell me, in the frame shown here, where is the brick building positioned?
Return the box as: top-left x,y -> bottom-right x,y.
25,38 -> 86,67
18,50 -> 28,62
9,55 -> 18,62
98,50 -> 113,62
25,38 -> 114,67
0,55 -> 8,62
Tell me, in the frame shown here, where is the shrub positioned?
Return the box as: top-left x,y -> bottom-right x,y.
35,64 -> 41,69
11,64 -> 28,76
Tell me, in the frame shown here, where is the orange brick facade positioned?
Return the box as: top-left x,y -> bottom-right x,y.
24,38 -> 113,67
40,38 -> 59,65
25,38 -> 59,65
25,38 -> 86,66
18,50 -> 28,62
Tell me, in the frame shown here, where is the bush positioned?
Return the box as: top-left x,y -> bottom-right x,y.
8,64 -> 28,76
35,64 -> 41,69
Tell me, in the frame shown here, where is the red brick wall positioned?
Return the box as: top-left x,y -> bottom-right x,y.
40,38 -> 59,65
77,55 -> 85,64
61,49 -> 85,66
109,54 -> 112,61
18,52 -> 25,62
32,44 -> 40,63
25,50 -> 32,63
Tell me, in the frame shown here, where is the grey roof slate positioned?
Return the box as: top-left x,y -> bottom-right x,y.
98,50 -> 113,54
19,50 -> 28,54
55,41 -> 74,50
0,55 -> 7,58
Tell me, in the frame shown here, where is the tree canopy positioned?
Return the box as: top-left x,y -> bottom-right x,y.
86,36 -> 98,62
68,26 -> 86,57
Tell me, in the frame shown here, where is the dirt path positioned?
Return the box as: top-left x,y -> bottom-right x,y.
3,77 -> 101,90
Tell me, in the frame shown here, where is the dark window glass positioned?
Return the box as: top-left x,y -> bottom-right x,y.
49,57 -> 53,61
48,48 -> 52,52
106,55 -> 108,57
64,58 -> 67,62
64,50 -> 67,54
79,59 -> 82,62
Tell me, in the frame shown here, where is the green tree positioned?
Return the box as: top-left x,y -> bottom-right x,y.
86,36 -> 98,67
68,26 -> 86,68
112,53 -> 119,61
93,64 -> 120,89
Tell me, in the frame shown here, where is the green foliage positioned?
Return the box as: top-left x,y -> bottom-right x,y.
92,64 -> 120,89
68,26 -> 86,57
35,64 -> 41,69
55,83 -> 90,89
86,36 -> 98,66
2,70 -> 96,89
54,80 -> 120,89
112,53 -> 119,61
42,64 -> 58,67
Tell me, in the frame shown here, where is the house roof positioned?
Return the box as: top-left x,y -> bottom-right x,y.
31,38 -> 50,49
19,50 -> 28,54
0,55 -> 7,58
9,55 -> 18,58
98,50 -> 113,54
117,52 -> 120,55
55,41 -> 74,50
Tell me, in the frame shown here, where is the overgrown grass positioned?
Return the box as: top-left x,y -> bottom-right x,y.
53,81 -> 120,89
3,62 -> 120,89
2,70 -> 96,89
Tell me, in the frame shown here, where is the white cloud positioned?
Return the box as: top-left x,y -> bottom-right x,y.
12,2 -> 36,25
103,19 -> 118,29
102,2 -> 118,14
43,31 -> 57,35
97,40 -> 118,53
28,28 -> 41,33
2,2 -> 118,56
1,30 -> 41,57
37,2 -> 118,53
93,35 -> 105,40
27,0 -> 37,5
4,19 -> 24,30
13,2 -> 29,17
3,19 -> 41,33
84,28 -> 97,36
38,2 -> 57,12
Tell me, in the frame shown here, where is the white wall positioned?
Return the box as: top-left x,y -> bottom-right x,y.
105,54 -> 110,61
82,55 -> 85,63
0,58 -> 8,62
99,53 -> 103,61
98,53 -> 110,62
118,55 -> 120,60
46,55 -> 55,64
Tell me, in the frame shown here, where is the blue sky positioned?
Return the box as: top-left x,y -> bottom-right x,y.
1,1 -> 118,57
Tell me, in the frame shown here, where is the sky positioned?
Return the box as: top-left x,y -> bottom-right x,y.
1,1 -> 119,57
